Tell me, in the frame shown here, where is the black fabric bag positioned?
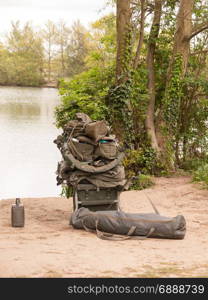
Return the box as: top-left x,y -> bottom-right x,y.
70,207 -> 186,240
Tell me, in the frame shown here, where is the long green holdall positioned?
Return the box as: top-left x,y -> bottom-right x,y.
70,207 -> 186,240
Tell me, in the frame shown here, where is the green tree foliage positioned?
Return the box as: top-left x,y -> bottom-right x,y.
0,17 -> 115,87
55,0 -> 208,180
86,13 -> 116,69
55,66 -> 114,128
193,164 -> 208,188
1,1 -> 208,182
54,20 -> 71,78
0,21 -> 44,86
55,14 -> 117,127
65,21 -> 90,77
42,20 -> 57,83
0,20 -> 92,86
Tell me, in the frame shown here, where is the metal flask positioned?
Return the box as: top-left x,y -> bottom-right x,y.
11,198 -> 25,227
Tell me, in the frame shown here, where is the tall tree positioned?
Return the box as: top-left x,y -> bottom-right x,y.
65,20 -> 89,77
87,13 -> 116,69
55,20 -> 71,77
106,0 -> 132,141
42,20 -> 57,83
133,0 -> 146,69
167,0 -> 194,79
116,0 -> 131,84
5,21 -> 44,86
158,0 -> 208,169
145,0 -> 162,155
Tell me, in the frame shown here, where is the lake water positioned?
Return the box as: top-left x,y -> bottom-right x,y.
0,86 -> 62,199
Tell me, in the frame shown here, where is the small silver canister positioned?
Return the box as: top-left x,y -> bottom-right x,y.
11,198 -> 25,227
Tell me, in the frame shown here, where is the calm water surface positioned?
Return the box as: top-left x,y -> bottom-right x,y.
0,86 -> 62,199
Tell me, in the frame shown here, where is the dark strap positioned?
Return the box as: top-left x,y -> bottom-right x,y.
81,218 -> 95,233
64,152 -> 125,174
96,222 -> 136,241
81,218 -> 155,241
68,138 -> 84,161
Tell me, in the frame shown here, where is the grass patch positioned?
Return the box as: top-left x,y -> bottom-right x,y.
192,164 -> 208,188
43,270 -> 63,278
134,263 -> 208,278
137,264 -> 183,278
101,263 -> 208,278
130,174 -> 154,190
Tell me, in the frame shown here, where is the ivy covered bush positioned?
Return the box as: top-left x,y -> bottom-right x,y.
54,3 -> 208,190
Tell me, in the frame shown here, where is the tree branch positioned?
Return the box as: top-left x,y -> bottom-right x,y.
189,22 -> 208,40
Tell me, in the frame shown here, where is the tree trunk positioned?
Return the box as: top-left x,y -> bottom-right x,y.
145,0 -> 162,154
168,0 -> 194,79
182,135 -> 187,162
48,44 -> 51,83
61,42 -> 65,75
116,0 -> 131,84
155,0 -> 194,170
108,0 -> 132,141
133,0 -> 145,69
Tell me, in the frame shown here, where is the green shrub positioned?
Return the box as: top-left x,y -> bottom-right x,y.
192,164 -> 208,187
123,148 -> 158,177
130,174 -> 154,190
55,66 -> 114,128
60,185 -> 73,198
181,158 -> 207,171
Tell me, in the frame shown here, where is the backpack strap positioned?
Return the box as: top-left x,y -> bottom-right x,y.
68,137 -> 84,161
81,217 -> 155,241
95,222 -> 136,241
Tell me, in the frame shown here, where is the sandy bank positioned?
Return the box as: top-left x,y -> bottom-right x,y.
0,176 -> 208,278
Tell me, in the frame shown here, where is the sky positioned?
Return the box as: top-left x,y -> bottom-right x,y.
0,0 -> 115,35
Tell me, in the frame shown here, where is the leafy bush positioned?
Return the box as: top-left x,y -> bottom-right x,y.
130,174 -> 154,190
192,164 -> 208,187
181,158 -> 207,171
60,184 -> 73,198
123,148 -> 158,177
55,66 -> 114,128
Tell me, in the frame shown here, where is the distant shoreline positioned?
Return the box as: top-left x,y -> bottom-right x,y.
0,83 -> 58,89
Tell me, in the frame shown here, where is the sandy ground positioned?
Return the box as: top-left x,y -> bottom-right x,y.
0,176 -> 208,278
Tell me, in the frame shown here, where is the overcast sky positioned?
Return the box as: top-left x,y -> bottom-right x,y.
0,0 -> 114,34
